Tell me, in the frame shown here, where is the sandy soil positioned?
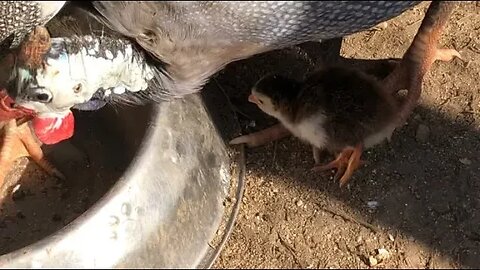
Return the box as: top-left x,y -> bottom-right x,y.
212,2 -> 480,269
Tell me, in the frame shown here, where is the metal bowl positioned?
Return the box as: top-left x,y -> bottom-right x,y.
0,92 -> 245,268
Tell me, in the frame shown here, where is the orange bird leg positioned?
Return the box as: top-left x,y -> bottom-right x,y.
0,118 -> 65,188
381,2 -> 462,128
229,123 -> 291,147
312,144 -> 364,187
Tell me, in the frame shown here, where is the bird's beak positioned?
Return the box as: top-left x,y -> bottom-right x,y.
248,94 -> 258,104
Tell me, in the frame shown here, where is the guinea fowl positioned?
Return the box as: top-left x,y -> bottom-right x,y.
82,1 -> 422,97
0,1 -> 67,187
6,1 -> 422,121
0,1 -> 432,187
231,1 -> 461,186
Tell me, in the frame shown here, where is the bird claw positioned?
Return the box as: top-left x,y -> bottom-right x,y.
312,145 -> 364,187
434,48 -> 463,62
229,134 -> 252,146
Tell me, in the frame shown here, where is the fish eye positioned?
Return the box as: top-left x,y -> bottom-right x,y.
73,83 -> 82,93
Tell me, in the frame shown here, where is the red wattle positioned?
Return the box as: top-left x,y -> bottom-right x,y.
31,111 -> 75,145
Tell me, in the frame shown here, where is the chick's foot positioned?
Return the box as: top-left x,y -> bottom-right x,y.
312,144 -> 364,187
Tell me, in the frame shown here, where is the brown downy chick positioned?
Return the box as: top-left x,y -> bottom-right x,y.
249,68 -> 399,187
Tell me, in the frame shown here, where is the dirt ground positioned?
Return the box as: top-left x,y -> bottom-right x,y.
212,2 -> 480,269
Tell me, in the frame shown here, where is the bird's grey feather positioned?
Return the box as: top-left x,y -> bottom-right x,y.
87,1 -> 421,96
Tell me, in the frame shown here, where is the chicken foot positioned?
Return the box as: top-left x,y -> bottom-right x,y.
312,144 -> 364,187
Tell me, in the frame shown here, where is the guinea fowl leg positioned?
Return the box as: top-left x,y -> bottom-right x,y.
312,144 -> 364,187
229,123 -> 291,147
0,119 -> 64,187
382,2 -> 461,127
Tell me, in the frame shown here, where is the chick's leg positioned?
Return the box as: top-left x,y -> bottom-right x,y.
312,144 -> 364,187
0,119 -> 64,187
229,123 -> 290,147
312,148 -> 353,182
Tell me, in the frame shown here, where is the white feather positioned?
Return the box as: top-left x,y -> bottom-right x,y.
280,113 -> 328,150
18,37 -> 156,115
113,86 -> 126,94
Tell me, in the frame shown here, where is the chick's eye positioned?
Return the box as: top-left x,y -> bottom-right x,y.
258,99 -> 264,104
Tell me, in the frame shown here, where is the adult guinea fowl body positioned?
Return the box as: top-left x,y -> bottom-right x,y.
83,1 -> 422,97
0,1 -> 423,186
9,1 -> 422,117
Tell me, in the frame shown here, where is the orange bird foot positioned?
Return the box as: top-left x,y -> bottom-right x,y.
312,144 -> 364,188
0,119 -> 65,188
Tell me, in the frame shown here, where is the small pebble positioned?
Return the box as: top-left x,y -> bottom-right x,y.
376,21 -> 388,30
459,158 -> 472,165
368,256 -> 378,266
367,201 -> 379,210
377,248 -> 390,260
388,234 -> 395,242
368,248 -> 390,266
296,200 -> 304,207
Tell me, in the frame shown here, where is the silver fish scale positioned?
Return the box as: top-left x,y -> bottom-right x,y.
0,1 -> 41,48
182,1 -> 420,46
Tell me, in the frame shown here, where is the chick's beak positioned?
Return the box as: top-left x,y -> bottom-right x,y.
248,94 -> 258,104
